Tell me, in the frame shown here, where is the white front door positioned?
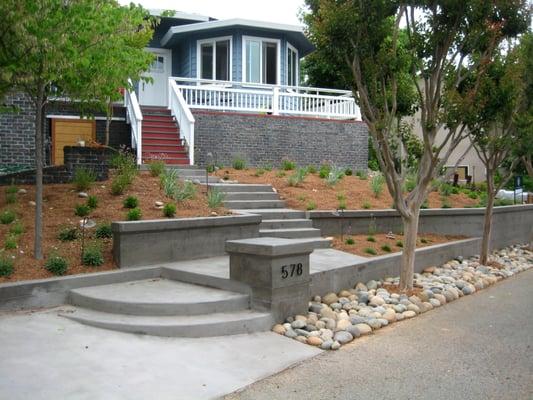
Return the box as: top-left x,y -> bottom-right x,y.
139,48 -> 171,107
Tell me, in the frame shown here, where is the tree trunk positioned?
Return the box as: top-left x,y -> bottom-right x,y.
105,100 -> 113,146
33,94 -> 45,260
480,172 -> 495,265
399,207 -> 420,291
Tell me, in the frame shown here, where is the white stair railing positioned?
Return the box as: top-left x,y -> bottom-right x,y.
124,80 -> 143,165
168,78 -> 196,165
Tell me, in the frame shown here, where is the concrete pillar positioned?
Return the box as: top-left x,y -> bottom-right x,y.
225,237 -> 315,322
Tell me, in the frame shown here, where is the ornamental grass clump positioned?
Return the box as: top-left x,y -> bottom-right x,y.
0,257 -> 14,277
82,243 -> 104,267
148,160 -> 165,177
95,223 -> 112,239
45,254 -> 68,276
72,168 -> 96,191
326,167 -> 345,186
207,188 -> 225,209
9,222 -> 24,236
126,208 -> 142,221
281,158 -> 296,171
371,174 -> 385,198
232,157 -> 246,170
160,168 -> 179,197
345,237 -> 355,245
86,195 -> 98,209
74,204 -> 91,217
364,247 -> 377,255
173,181 -> 196,202
4,235 -> 17,250
163,203 -> 176,217
58,226 -> 78,241
287,168 -> 307,187
123,195 -> 139,209
0,210 -> 16,224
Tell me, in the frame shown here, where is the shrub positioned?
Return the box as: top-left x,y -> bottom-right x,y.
254,169 -> 265,177
123,196 -> 139,209
6,185 -> 18,194
281,158 -> 296,171
6,193 -> 16,204
404,174 -> 416,192
148,160 -> 166,177
362,201 -> 371,209
160,168 -> 179,197
296,194 -> 307,202
206,164 -> 216,173
45,254 -> 68,276
421,199 -> 429,209
345,237 -> 355,245
364,247 -> 377,255
207,188 -> 225,209
110,148 -> 137,179
396,240 -> 403,248
95,223 -> 112,239
262,163 -> 273,171
9,222 -> 24,236
306,201 -> 317,210
163,203 -> 177,217
82,243 -> 104,266
275,171 -> 286,178
495,198 -> 514,206
441,198 -> 451,208
86,195 -> 98,209
72,168 -> 96,191
74,204 -> 91,217
287,168 -> 307,187
367,236 -> 376,242
232,157 -> 246,170
111,174 -> 130,195
468,191 -> 479,199
439,183 -> 454,197
58,226 -> 78,241
381,244 -> 392,252
326,167 -> 345,186
173,181 -> 196,202
306,165 -> 317,174
420,238 -> 429,244
371,174 -> 385,198
451,186 -> 460,194
0,258 -> 14,277
338,199 -> 347,210
4,235 -> 17,250
0,210 -> 16,224
344,168 -> 353,176
355,170 -> 368,180
319,162 -> 332,179
126,208 -> 142,221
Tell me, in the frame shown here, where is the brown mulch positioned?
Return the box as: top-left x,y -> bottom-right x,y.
213,168 -> 479,210
0,171 -> 228,283
331,232 -> 467,258
382,283 -> 423,297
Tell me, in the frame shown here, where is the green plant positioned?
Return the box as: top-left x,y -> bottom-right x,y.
95,223 -> 112,239
123,195 -> 139,209
110,173 -> 130,195
110,150 -> 137,179
160,168 -> 179,197
345,237 -> 355,245
396,240 -> 403,248
232,157 -> 246,170
362,201 -> 371,209
0,210 -> 16,224
0,258 -> 14,277
441,198 -> 451,208
367,235 -> 376,242
9,222 -> 24,236
355,170 -> 368,180
86,195 -> 98,209
45,254 -> 68,276
262,163 -> 273,171
6,185 -> 18,195
58,226 -> 78,241
421,199 -> 429,209
287,168 -> 307,187
6,193 -> 17,204
206,164 -> 216,173
82,243 -> 104,267
281,158 -> 296,171
275,171 -> 286,178
254,168 -> 265,177
306,201 -> 317,210
306,165 -> 317,174
468,191 -> 479,199
126,208 -> 142,221
4,235 -> 17,250
163,203 -> 176,217
404,174 -> 416,192
173,181 -> 196,202
326,167 -> 345,186
451,186 -> 460,194
381,244 -> 392,252
296,194 -> 307,202
207,188 -> 225,209
364,247 -> 377,255
371,174 -> 385,198
495,198 -> 514,206
148,160 -> 165,177
74,204 -> 91,217
421,238 -> 429,244
344,168 -> 353,176
319,162 -> 332,179
338,199 -> 347,210
72,168 -> 96,191
439,183 -> 454,197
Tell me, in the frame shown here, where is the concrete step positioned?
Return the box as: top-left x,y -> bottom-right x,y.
172,169 -> 207,177
59,308 -> 273,337
233,209 -> 306,219
259,228 -> 322,239
260,219 -> 313,229
68,279 -> 249,316
184,176 -> 221,184
223,200 -> 286,209
224,192 -> 280,201
209,183 -> 275,193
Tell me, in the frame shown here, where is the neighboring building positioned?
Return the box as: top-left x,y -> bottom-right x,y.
0,10 -> 368,172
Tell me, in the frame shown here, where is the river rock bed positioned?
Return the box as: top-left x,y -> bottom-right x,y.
272,245 -> 533,350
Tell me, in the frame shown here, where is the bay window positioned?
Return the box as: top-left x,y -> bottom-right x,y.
287,43 -> 298,86
198,37 -> 231,81
243,37 -> 279,85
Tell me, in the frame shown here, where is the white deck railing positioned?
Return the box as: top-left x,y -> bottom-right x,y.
124,80 -> 143,165
168,79 -> 196,165
170,77 -> 361,120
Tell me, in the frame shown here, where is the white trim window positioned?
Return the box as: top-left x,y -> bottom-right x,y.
197,36 -> 232,81
242,36 -> 281,85
287,43 -> 299,86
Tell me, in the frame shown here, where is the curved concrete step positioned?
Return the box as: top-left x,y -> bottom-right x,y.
69,279 -> 249,316
59,308 -> 273,337
260,219 -> 313,229
259,228 -> 322,239
234,209 -> 306,219
224,192 -> 280,201
210,184 -> 274,193
224,200 -> 286,209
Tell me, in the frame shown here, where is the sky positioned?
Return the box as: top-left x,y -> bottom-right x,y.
118,0 -> 306,25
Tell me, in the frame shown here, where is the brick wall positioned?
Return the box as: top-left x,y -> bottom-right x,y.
192,111 -> 369,169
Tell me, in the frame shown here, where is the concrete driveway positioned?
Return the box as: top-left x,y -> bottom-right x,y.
226,269 -> 533,400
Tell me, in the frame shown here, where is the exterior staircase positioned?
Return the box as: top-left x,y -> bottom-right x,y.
59,278 -> 272,337
210,183 -> 331,248
141,106 -> 189,165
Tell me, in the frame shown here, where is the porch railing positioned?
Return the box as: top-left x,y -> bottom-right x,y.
170,77 -> 361,120
124,79 -> 143,165
168,79 -> 196,165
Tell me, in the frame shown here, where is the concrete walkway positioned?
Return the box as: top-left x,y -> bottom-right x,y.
0,307 -> 320,400
225,269 -> 533,400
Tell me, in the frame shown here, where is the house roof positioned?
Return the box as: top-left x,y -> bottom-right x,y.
161,18 -> 314,56
149,9 -> 212,22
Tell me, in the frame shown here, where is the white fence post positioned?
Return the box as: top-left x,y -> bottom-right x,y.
272,87 -> 280,115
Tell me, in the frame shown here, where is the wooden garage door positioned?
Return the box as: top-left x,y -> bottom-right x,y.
52,119 -> 96,165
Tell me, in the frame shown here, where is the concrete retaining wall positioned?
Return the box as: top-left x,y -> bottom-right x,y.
309,205 -> 533,249
112,214 -> 262,268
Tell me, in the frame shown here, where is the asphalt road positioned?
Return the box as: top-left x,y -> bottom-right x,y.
225,268 -> 533,400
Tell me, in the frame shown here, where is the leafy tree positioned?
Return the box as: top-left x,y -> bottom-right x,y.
0,0 -> 154,259
304,0 -> 530,290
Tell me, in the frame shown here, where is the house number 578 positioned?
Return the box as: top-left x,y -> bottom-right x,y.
281,263 -> 303,279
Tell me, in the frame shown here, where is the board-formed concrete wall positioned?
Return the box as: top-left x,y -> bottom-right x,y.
192,110 -> 368,170
309,205 -> 533,250
112,214 -> 262,268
